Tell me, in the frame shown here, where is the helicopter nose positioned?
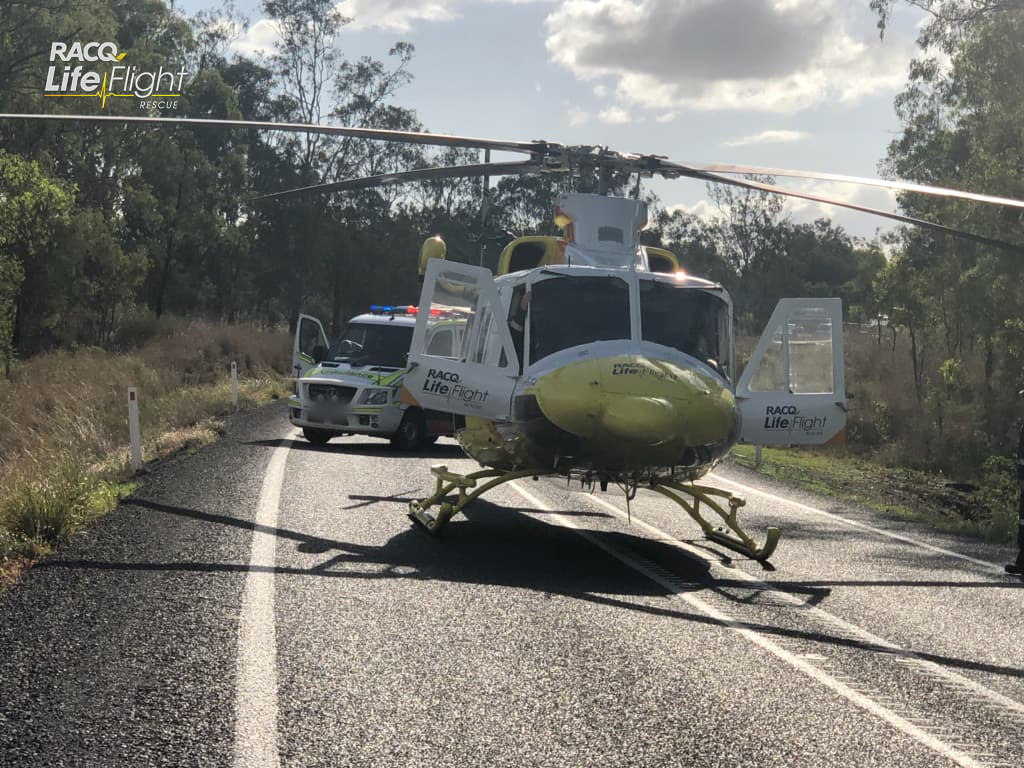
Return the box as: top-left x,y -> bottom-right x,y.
532,355 -> 735,448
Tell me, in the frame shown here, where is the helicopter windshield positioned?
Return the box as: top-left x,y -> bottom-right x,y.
327,322 -> 412,368
529,275 -> 630,363
639,281 -> 732,380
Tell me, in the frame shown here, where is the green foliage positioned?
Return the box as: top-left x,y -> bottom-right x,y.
977,455 -> 1020,542
0,151 -> 75,371
0,459 -> 123,554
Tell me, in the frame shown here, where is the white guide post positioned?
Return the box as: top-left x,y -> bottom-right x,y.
127,387 -> 143,471
231,362 -> 239,410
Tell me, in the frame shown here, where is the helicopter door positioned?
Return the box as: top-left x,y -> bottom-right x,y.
736,298 -> 846,445
292,313 -> 329,379
404,260 -> 518,420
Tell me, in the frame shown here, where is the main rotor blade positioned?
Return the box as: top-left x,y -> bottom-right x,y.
669,160 -> 1024,210
255,161 -> 549,200
0,113 -> 544,155
664,162 -> 1024,253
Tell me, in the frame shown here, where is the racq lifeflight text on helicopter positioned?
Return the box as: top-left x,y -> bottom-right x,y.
4,111 -> 1023,563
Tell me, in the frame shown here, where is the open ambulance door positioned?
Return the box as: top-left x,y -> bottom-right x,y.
736,298 -> 846,446
292,313 -> 329,379
403,260 -> 518,421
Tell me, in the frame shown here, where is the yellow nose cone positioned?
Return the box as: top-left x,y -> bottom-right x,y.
601,396 -> 678,444
533,356 -> 736,451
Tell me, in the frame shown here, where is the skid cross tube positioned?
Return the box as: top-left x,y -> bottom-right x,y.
650,479 -> 780,562
409,464 -> 546,534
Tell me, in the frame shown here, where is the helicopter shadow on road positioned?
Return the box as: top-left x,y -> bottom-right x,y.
288,493 -> 1024,681
242,437 -> 466,460
43,495 -> 1024,682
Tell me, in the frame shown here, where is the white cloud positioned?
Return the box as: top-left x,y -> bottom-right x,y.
231,2 -> 548,47
598,106 -> 630,124
655,110 -> 678,123
722,129 -> 807,147
566,104 -> 590,126
231,18 -> 281,58
544,0 -> 916,113
665,181 -> 898,239
775,178 -> 898,221
337,0 -> 458,32
668,199 -> 720,222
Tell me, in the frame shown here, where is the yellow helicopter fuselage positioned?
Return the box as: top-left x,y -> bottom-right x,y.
450,265 -> 740,483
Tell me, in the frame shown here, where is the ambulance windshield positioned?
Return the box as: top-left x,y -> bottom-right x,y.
328,323 -> 413,368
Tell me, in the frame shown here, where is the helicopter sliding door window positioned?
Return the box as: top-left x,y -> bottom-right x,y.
736,298 -> 846,446
527,275 -> 630,364
405,260 -> 519,421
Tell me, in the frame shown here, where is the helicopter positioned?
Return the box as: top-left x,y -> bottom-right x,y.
3,111 -> 1024,562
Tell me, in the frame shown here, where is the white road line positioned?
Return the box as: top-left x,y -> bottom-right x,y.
509,481 -> 988,768
708,471 -> 1002,572
234,439 -> 290,768
576,487 -> 1024,720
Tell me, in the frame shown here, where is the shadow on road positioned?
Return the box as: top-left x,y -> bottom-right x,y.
243,437 -> 465,460
39,494 -> 1024,683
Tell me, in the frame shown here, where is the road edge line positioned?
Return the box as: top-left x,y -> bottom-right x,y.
709,471 -> 1002,571
233,438 -> 290,768
574,486 -> 1024,719
508,481 -> 986,768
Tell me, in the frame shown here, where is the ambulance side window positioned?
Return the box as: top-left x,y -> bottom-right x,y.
426,328 -> 454,357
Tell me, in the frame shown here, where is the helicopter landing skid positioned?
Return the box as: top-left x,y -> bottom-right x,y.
408,465 -> 545,534
650,479 -> 781,562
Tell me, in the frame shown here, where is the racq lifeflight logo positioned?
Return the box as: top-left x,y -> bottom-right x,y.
44,42 -> 188,110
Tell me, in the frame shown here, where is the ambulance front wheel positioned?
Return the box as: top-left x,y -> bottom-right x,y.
302,427 -> 332,445
392,410 -> 426,451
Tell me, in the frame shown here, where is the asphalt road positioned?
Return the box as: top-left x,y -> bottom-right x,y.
1,401 -> 1022,767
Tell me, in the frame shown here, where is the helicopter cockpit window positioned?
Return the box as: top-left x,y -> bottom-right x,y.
529,276 -> 630,364
598,226 -> 624,243
639,282 -> 731,380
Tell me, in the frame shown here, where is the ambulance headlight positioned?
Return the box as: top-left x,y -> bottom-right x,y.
363,388 -> 390,405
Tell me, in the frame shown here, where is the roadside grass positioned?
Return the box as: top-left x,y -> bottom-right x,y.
0,319 -> 290,585
728,444 -> 1018,544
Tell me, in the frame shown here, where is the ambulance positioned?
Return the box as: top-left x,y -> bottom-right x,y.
289,305 -> 462,449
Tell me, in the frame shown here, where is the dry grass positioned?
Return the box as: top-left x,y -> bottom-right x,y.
0,319 -> 291,580
729,444 -> 1018,544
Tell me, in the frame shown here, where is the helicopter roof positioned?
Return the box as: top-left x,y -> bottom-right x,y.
497,263 -> 724,292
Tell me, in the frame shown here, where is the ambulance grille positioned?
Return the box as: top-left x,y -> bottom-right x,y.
307,384 -> 356,404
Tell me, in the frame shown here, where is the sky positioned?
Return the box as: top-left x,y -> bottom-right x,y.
175,0 -> 929,240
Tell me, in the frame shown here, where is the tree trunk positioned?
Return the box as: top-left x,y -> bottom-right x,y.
909,320 -> 922,405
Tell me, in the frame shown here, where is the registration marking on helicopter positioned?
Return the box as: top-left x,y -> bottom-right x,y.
508,481 -> 991,768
